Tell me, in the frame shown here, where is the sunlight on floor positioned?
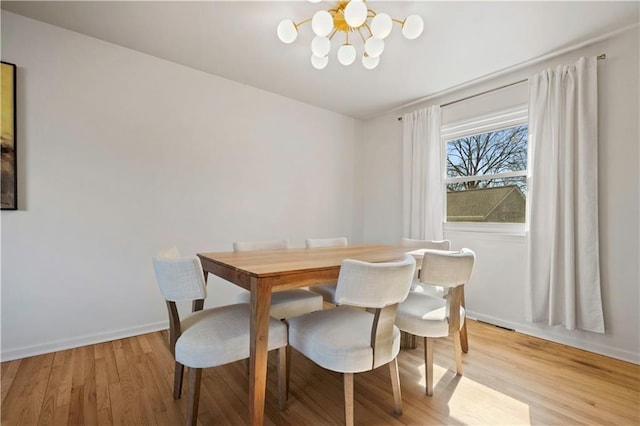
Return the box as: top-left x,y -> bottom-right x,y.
418,364 -> 532,425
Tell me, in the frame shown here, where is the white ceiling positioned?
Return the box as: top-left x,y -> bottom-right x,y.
2,1 -> 639,120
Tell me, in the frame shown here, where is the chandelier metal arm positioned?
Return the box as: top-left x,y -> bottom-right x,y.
294,18 -> 312,28
363,23 -> 373,38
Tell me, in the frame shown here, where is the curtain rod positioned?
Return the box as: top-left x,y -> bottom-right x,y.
397,53 -> 606,121
389,21 -> 638,122
398,53 -> 607,121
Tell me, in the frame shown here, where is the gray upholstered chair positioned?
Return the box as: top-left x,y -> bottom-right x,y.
287,254 -> 416,426
152,247 -> 289,426
395,248 -> 475,396
305,237 -> 349,304
234,239 -> 324,319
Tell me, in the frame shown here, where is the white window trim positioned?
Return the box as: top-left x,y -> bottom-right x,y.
441,106 -> 528,139
441,104 -> 529,234
444,221 -> 527,236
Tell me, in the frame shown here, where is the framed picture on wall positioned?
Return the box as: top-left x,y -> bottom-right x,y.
1,61 -> 17,210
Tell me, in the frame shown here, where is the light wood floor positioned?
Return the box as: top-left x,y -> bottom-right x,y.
2,320 -> 639,425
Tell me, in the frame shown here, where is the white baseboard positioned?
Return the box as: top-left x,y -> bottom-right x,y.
4,314 -> 639,366
467,311 -> 640,365
1,320 -> 169,362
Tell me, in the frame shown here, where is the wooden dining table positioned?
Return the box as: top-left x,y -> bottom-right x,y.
197,244 -> 410,426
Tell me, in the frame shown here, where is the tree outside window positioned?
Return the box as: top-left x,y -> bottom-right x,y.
445,124 -> 528,223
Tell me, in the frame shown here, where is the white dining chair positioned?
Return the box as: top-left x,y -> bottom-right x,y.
400,238 -> 451,296
400,238 -> 472,353
287,254 -> 416,426
395,248 -> 475,396
235,239 -> 324,319
305,237 -> 348,304
152,247 -> 289,425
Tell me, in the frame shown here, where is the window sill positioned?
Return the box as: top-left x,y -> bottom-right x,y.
444,222 -> 527,238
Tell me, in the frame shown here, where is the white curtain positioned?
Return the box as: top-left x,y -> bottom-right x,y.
527,56 -> 604,333
402,105 -> 443,240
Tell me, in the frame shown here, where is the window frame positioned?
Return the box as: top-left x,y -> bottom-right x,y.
441,105 -> 529,235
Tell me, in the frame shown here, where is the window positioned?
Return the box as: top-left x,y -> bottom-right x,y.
441,107 -> 528,226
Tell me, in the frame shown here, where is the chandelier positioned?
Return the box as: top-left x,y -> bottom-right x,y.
277,0 -> 424,70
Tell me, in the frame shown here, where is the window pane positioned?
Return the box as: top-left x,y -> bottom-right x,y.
447,177 -> 527,223
446,125 -> 528,178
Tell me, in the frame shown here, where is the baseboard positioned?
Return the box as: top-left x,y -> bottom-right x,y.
467,311 -> 640,365
1,320 -> 169,362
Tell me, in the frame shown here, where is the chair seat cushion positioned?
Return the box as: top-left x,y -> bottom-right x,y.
288,306 -> 401,374
395,292 -> 465,338
309,283 -> 338,304
176,303 -> 287,369
410,279 -> 444,297
237,289 -> 323,319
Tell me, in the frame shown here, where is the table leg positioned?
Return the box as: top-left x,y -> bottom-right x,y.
249,277 -> 272,426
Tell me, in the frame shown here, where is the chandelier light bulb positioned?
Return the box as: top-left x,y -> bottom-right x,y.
308,0 -> 322,3
344,0 -> 368,28
370,13 -> 392,39
311,35 -> 331,57
402,14 -> 424,40
337,44 -> 356,66
362,54 -> 380,70
277,19 -> 298,44
364,37 -> 385,58
311,54 -> 329,69
312,10 -> 333,37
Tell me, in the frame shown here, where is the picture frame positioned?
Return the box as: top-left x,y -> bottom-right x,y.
1,61 -> 17,210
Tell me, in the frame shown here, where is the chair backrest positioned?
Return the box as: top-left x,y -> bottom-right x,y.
305,237 -> 348,248
419,248 -> 475,289
152,247 -> 207,302
400,238 -> 451,250
335,254 -> 416,308
233,239 -> 288,252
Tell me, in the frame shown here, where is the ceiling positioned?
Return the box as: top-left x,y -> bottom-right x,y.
2,1 -> 639,120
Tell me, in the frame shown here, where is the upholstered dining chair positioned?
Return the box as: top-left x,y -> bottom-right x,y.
287,254 -> 416,426
400,238 -> 451,295
152,247 -> 289,426
399,238 -> 472,352
395,249 -> 475,396
234,239 -> 324,319
305,237 -> 348,304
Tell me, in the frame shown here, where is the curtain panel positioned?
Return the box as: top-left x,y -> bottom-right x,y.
402,106 -> 443,241
526,56 -> 604,333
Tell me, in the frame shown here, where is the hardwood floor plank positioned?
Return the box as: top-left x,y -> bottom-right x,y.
1,359 -> 22,405
2,353 -> 54,425
2,320 -> 638,425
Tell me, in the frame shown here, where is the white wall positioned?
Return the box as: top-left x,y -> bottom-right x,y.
361,28 -> 640,364
0,12 -> 363,361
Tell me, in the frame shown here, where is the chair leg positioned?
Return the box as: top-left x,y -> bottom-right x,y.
186,367 -> 202,426
460,321 -> 469,353
276,347 -> 288,410
174,361 -> 184,399
460,290 -> 469,353
344,373 -> 354,426
424,337 -> 433,396
389,358 -> 402,414
453,331 -> 463,375
286,344 -> 292,400
400,331 -> 417,349
283,319 -> 292,396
